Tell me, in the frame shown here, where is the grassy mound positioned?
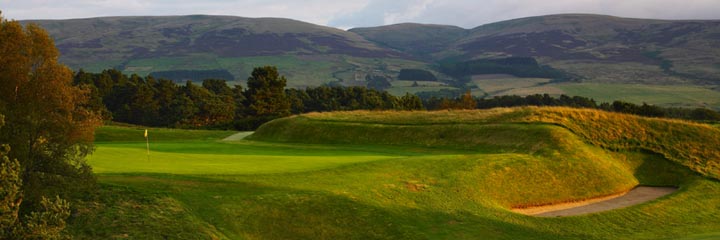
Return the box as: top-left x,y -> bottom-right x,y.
520,107 -> 720,179
250,114 -> 643,207
252,107 -> 720,179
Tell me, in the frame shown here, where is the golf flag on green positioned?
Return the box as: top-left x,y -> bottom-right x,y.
144,129 -> 150,160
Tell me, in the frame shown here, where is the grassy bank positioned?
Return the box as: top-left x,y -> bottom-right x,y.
70,108 -> 720,239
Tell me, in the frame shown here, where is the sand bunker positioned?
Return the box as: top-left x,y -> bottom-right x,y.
513,186 -> 677,217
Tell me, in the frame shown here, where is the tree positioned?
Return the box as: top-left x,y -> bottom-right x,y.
459,91 -> 477,109
1,115 -> 72,240
129,83 -> 161,125
202,79 -> 233,96
285,88 -> 309,114
366,74 -> 391,91
154,79 -> 180,126
0,14 -> 100,218
398,69 -> 437,81
690,108 -> 720,121
245,66 -> 291,117
0,117 -> 22,237
180,81 -> 235,128
169,92 -> 198,127
232,85 -> 247,118
396,93 -> 424,111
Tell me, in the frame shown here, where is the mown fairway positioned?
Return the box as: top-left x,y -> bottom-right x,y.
71,108 -> 720,239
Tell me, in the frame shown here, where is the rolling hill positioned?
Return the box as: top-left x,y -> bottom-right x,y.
352,14 -> 720,85
27,15 -> 400,61
21,14 -> 720,109
22,15 -> 420,87
349,23 -> 467,58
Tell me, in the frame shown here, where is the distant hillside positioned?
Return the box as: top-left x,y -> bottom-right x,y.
349,23 -> 467,58
23,15 -> 417,87
25,15 -> 400,61
22,14 -> 720,92
352,14 -> 720,85
457,14 -> 720,84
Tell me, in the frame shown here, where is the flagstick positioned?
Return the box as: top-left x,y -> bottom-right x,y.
146,136 -> 150,161
145,129 -> 150,161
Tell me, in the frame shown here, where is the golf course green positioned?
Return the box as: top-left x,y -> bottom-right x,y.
70,107 -> 720,239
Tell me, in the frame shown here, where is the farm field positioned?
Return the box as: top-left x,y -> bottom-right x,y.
119,54 -> 433,88
556,83 -> 720,109
72,108 -> 720,239
471,74 -> 554,97
121,55 -> 340,87
469,75 -> 720,109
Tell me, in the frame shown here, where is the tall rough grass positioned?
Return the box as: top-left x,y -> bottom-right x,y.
519,107 -> 720,179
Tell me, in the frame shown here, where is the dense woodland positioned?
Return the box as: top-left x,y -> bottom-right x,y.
397,69 -> 438,81
438,57 -> 575,83
73,68 -> 424,130
74,68 -> 720,131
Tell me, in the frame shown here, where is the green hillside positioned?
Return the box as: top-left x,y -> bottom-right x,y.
455,14 -> 720,84
25,14 -> 720,87
20,14 -> 720,109
350,15 -> 720,109
70,107 -> 720,239
349,23 -> 468,58
350,14 -> 720,92
23,15 -> 427,87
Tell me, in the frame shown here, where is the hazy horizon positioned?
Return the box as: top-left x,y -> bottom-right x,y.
3,0 -> 720,29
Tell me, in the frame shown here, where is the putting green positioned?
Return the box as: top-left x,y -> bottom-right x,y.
90,140 -> 411,175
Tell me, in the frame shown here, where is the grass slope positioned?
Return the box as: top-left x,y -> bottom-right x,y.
556,83 -> 720,109
265,108 -> 719,179
70,107 -> 720,239
457,14 -> 720,83
349,23 -> 468,57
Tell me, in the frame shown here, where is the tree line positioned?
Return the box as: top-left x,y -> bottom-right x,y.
76,65 -> 720,131
73,68 -> 424,130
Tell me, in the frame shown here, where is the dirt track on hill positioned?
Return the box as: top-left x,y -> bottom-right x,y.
513,186 -> 677,217
222,131 -> 254,141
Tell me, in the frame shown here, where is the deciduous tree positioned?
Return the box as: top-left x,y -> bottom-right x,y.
0,14 -> 101,216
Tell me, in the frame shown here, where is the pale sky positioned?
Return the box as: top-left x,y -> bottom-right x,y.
2,0 -> 720,29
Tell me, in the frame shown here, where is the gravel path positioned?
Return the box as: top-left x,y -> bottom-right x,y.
513,186 -> 677,217
222,131 -> 254,141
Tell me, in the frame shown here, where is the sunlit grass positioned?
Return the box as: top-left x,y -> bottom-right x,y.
70,108 -> 720,239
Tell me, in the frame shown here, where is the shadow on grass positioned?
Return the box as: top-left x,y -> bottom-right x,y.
71,174 -> 568,240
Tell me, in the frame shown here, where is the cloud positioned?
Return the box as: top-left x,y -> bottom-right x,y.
382,0 -> 435,25
3,0 -> 720,29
